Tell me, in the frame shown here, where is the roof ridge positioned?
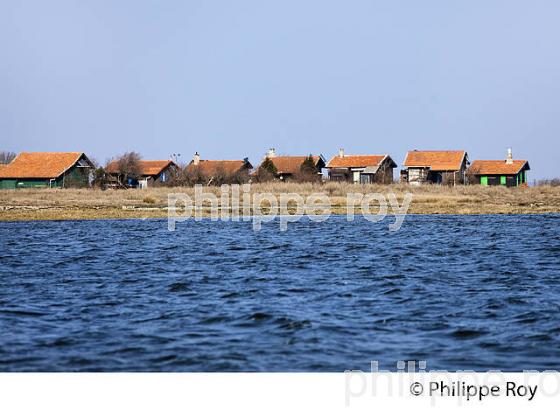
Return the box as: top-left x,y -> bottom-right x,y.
20,151 -> 83,154
338,154 -> 385,157
269,156 -> 319,159
406,150 -> 465,153
471,159 -> 527,162
200,159 -> 244,162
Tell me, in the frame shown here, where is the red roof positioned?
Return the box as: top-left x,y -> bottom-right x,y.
0,152 -> 89,179
186,160 -> 251,175
325,154 -> 390,168
106,160 -> 175,177
263,156 -> 323,174
403,150 -> 466,171
469,160 -> 529,175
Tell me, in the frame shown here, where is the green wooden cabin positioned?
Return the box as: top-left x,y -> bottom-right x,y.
0,152 -> 94,189
468,152 -> 530,187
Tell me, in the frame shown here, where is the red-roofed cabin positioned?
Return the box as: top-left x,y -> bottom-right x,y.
0,152 -> 94,189
468,149 -> 530,187
325,149 -> 397,184
257,148 -> 325,181
402,150 -> 469,185
185,152 -> 253,184
106,159 -> 178,188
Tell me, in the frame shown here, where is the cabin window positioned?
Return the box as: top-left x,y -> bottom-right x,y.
486,176 -> 499,186
360,174 -> 373,184
506,176 -> 516,187
330,174 -> 346,182
328,169 -> 348,182
500,176 -> 506,185
480,176 -> 488,186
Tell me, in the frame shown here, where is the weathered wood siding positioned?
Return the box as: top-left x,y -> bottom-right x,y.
407,168 -> 429,184
374,163 -> 394,184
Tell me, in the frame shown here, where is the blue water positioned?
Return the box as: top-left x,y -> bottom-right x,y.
0,215 -> 559,371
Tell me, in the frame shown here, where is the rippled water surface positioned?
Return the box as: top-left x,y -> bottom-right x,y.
1,215 -> 560,371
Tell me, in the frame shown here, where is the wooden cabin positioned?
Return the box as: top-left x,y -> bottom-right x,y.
402,150 -> 469,185
468,149 -> 530,187
185,152 -> 253,184
106,159 -> 178,188
257,148 -> 325,181
0,152 -> 94,189
325,149 -> 396,184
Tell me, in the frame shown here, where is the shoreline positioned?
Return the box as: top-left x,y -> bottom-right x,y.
1,183 -> 560,221
1,210 -> 560,223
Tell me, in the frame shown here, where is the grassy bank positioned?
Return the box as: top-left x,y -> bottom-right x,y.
1,183 -> 560,221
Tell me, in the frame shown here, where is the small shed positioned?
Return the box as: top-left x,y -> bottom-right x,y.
325,149 -> 397,184
0,152 -> 94,189
468,150 -> 530,187
402,150 -> 469,185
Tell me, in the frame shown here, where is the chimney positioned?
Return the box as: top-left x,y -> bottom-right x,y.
267,148 -> 276,158
339,148 -> 344,158
506,148 -> 513,164
193,152 -> 200,165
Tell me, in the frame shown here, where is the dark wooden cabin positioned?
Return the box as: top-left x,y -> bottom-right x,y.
325,149 -> 396,184
106,159 -> 178,188
402,150 -> 469,185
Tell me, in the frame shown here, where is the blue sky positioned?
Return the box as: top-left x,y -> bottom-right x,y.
1,1 -> 559,179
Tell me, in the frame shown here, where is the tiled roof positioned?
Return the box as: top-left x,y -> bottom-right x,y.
186,160 -> 251,175
469,160 -> 529,175
403,150 -> 466,171
106,160 -> 175,176
0,152 -> 87,179
264,156 -> 323,174
137,160 -> 176,176
325,154 -> 389,168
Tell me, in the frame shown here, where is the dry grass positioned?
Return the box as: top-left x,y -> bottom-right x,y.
1,182 -> 559,221
142,194 -> 157,204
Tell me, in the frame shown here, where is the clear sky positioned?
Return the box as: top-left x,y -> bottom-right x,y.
1,1 -> 559,179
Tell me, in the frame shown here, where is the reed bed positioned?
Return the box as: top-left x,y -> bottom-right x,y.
1,182 -> 559,221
